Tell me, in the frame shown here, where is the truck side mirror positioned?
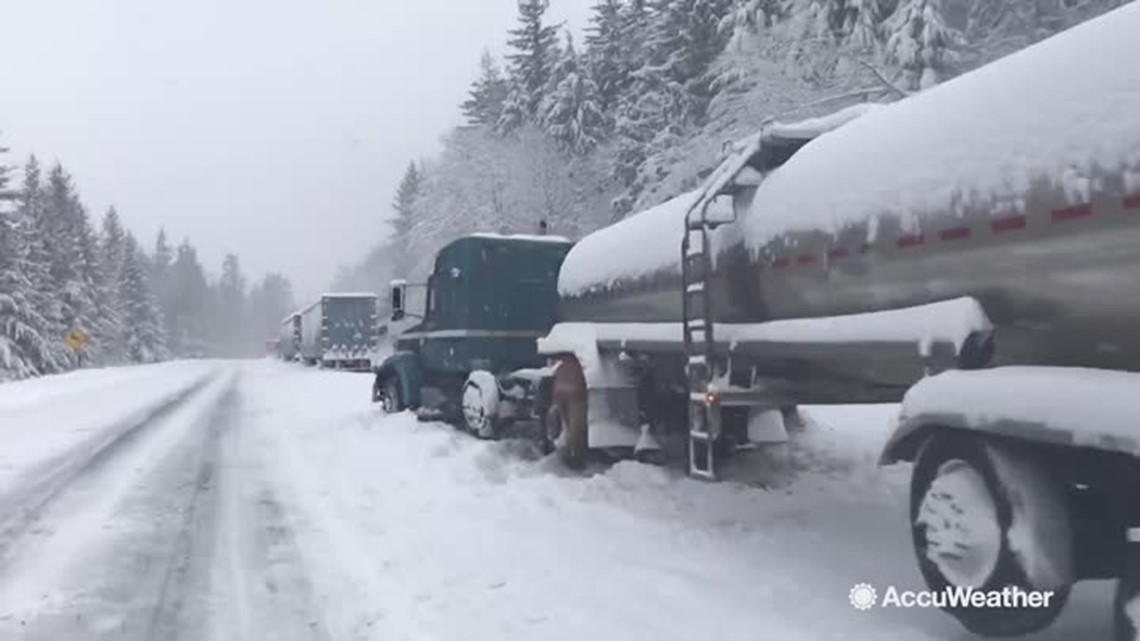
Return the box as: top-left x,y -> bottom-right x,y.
390,281 -> 406,322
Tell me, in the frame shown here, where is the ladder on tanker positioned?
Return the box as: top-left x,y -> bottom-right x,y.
681,134 -> 766,481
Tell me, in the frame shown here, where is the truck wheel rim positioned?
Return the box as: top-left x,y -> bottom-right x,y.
462,384 -> 488,433
383,382 -> 398,413
916,459 -> 1002,589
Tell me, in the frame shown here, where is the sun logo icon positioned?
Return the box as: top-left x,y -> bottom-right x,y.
849,583 -> 878,610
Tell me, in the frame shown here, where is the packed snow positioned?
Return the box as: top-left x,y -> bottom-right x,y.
0,361 -> 1117,639
741,2 -> 1140,251
0,361 -> 220,492
898,366 -> 1140,457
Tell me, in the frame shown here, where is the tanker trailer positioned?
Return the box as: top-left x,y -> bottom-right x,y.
537,3 -> 1140,638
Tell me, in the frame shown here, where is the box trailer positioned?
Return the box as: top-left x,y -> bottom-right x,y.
299,293 -> 380,370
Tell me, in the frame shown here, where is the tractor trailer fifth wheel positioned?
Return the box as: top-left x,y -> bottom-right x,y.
910,431 -> 1073,637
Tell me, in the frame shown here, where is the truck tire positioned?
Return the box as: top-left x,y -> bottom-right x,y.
1114,543 -> 1140,641
911,431 -> 1071,637
462,371 -> 499,439
375,376 -> 403,414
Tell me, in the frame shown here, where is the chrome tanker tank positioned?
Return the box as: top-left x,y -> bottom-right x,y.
557,4 -> 1140,379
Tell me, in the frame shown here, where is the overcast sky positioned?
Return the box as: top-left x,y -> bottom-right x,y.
2,0 -> 593,302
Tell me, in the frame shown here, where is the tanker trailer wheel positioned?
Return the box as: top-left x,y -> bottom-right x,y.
462,371 -> 499,439
1116,566 -> 1140,641
911,431 -> 1073,637
1114,533 -> 1140,641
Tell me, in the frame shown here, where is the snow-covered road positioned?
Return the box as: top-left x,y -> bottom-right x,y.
0,360 -> 1116,640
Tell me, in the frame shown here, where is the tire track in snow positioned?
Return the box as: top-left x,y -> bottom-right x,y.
0,370 -> 219,566
0,366 -> 332,640
0,371 -> 235,637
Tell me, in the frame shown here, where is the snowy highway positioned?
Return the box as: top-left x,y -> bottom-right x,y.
0,361 -> 1117,640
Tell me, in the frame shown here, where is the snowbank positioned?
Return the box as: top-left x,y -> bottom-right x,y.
900,366 -> 1140,455
742,2 -> 1140,251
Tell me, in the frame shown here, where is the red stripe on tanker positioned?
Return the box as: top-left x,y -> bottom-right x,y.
1052,204 -> 1093,222
991,215 -> 1028,233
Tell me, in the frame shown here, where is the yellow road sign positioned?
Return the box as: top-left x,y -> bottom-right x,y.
66,328 -> 88,352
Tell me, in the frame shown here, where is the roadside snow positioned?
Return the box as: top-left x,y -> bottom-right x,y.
900,366 -> 1140,456
241,363 -> 979,641
742,2 -> 1140,250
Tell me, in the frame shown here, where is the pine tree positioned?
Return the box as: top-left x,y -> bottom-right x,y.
168,239 -> 211,357
391,162 -> 422,275
541,36 -> 610,155
100,208 -> 127,289
118,234 -> 167,363
15,156 -> 66,372
216,254 -> 247,356
585,0 -> 628,112
498,0 -> 562,132
883,0 -> 963,89
461,51 -> 511,126
247,273 -> 294,344
0,143 -> 54,380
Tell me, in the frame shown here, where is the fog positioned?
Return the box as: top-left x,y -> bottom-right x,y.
1,0 -> 592,301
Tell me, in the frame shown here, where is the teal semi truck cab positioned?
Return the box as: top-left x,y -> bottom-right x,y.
372,233 -> 573,440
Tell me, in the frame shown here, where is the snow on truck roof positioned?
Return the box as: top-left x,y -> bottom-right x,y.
558,3 -> 1140,298
468,232 -> 573,244
742,2 -> 1140,252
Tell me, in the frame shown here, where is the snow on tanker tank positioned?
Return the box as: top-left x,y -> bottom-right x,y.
543,5 -> 1140,638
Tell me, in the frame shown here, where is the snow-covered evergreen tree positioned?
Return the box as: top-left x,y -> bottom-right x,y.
14,156 -> 66,373
0,144 -> 54,380
541,36 -> 610,155
167,239 -> 211,357
99,208 -> 127,294
883,0 -> 963,89
585,0 -> 628,112
461,51 -> 511,127
497,0 -> 562,133
391,161 -> 422,276
215,254 -> 248,357
118,234 -> 167,363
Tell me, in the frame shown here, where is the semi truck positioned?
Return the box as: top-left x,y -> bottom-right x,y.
279,312 -> 301,361
381,3 -> 1140,637
373,234 -> 572,440
298,293 -> 380,370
